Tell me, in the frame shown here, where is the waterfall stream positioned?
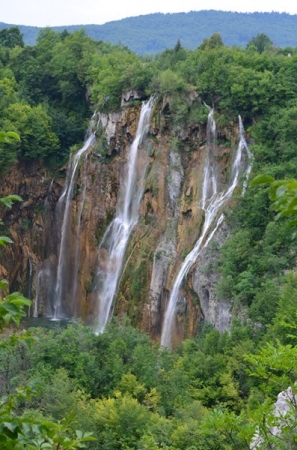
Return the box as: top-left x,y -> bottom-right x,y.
34,265 -> 51,318
52,131 -> 96,320
161,113 -> 252,349
70,147 -> 91,316
27,258 -> 33,317
240,116 -> 254,195
94,97 -> 154,334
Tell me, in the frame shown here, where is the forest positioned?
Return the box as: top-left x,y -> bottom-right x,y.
1,25 -> 297,448
1,10 -> 297,54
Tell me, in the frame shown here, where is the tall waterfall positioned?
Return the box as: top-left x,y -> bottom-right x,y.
94,97 -> 154,334
52,129 -> 96,320
202,107 -> 217,205
161,114 -> 251,349
70,150 -> 89,316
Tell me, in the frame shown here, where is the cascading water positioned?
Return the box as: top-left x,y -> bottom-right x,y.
34,269 -> 41,318
202,106 -> 217,205
34,265 -> 51,318
27,258 -> 33,317
70,147 -> 91,316
52,128 -> 96,320
94,97 -> 154,334
239,116 -> 253,195
161,114 -> 252,349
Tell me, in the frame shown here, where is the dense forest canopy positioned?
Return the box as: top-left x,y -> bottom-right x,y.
2,24 -> 297,448
1,10 -> 297,54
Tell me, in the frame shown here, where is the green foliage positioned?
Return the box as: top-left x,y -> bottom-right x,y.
246,340 -> 297,391
92,393 -> 153,449
89,44 -> 145,110
2,317 -> 297,449
268,271 -> 297,344
199,33 -> 224,51
252,175 -> 297,227
0,389 -> 96,449
0,26 -> 24,49
0,292 -> 31,331
3,103 -> 60,160
247,33 -> 274,53
0,131 -> 20,144
7,12 -> 297,54
0,127 -> 20,171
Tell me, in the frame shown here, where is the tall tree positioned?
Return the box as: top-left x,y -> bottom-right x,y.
0,27 -> 24,49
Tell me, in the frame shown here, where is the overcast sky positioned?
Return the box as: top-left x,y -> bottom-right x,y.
1,0 -> 297,27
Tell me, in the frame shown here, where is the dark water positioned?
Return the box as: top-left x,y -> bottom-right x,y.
21,316 -> 72,330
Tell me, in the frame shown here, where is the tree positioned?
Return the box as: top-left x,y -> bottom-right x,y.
246,33 -> 273,54
199,33 -> 224,50
3,103 -> 59,160
251,175 -> 297,228
92,393 -> 153,449
0,27 -> 24,49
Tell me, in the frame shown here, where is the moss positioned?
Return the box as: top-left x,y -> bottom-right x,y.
181,247 -> 190,260
115,230 -> 155,326
84,270 -> 97,294
21,217 -> 32,232
95,210 -> 114,245
93,135 -> 109,160
130,260 -> 147,302
34,203 -> 45,213
144,167 -> 159,198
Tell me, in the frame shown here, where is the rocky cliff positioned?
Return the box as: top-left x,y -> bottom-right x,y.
0,93 -> 243,345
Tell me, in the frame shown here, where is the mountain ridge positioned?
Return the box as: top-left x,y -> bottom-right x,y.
1,10 -> 297,54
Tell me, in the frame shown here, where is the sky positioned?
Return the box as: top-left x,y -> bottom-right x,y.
1,0 -> 297,27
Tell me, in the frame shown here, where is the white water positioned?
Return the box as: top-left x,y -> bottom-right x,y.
71,150 -> 90,315
94,97 -> 154,334
239,116 -> 254,195
52,131 -> 96,320
33,269 -> 41,318
161,114 -> 251,349
44,178 -> 54,208
27,258 -> 33,317
201,108 -> 217,208
34,266 -> 51,317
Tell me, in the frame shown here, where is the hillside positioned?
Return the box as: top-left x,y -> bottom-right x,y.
1,10 -> 297,53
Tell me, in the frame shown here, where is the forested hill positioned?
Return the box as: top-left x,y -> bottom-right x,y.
1,10 -> 297,54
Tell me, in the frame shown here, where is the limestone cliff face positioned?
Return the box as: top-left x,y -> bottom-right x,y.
0,94 -> 240,345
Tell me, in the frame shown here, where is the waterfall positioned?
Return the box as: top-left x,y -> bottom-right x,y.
33,269 -> 41,318
34,266 -> 51,317
27,258 -> 33,317
44,178 -> 54,208
94,97 -> 154,334
161,114 -> 251,349
52,129 -> 96,320
70,152 -> 88,315
239,116 -> 253,195
201,108 -> 217,208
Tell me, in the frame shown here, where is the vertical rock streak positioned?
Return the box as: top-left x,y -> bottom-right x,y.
95,98 -> 154,334
161,114 -> 251,349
